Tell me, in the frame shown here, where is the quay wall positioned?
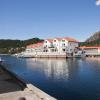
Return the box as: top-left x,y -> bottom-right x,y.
0,62 -> 57,100
21,52 -> 67,58
85,53 -> 100,57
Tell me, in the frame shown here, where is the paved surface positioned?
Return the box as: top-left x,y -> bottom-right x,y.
0,88 -> 42,100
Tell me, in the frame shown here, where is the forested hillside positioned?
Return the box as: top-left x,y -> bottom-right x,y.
0,38 -> 43,54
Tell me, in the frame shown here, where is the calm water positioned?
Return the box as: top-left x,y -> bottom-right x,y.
1,55 -> 100,100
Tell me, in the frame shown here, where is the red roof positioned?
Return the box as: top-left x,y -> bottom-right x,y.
45,39 -> 53,43
64,37 -> 79,42
54,37 -> 79,42
45,37 -> 79,43
26,42 -> 43,49
55,38 -> 62,41
80,46 -> 100,49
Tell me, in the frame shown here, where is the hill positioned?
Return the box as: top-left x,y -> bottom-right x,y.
86,31 -> 100,43
80,31 -> 100,46
0,38 -> 43,54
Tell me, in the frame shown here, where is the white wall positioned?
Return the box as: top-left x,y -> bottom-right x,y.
43,38 -> 79,53
53,39 -> 79,53
25,48 -> 35,53
85,49 -> 99,54
43,40 -> 52,48
53,39 -> 60,52
60,39 -> 68,47
68,42 -> 78,53
68,42 -> 78,48
98,49 -> 100,53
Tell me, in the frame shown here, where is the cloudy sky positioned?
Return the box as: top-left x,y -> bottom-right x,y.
0,0 -> 100,41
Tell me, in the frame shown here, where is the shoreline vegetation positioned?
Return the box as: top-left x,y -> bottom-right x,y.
0,38 -> 43,54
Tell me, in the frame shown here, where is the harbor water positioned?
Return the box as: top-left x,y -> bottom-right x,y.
1,55 -> 100,100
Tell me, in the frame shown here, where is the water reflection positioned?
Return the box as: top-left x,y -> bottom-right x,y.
1,56 -> 100,100
25,58 -> 80,81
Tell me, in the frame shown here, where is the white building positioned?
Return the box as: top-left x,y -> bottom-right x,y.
25,42 -> 44,54
80,46 -> 100,56
60,37 -> 79,53
43,37 -> 79,54
25,37 -> 79,55
43,39 -> 53,52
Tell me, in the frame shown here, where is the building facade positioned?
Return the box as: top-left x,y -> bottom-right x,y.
43,37 -> 79,53
25,37 -> 79,54
80,46 -> 100,55
25,42 -> 44,53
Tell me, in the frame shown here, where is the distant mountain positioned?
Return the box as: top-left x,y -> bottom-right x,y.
80,31 -> 100,46
86,31 -> 100,42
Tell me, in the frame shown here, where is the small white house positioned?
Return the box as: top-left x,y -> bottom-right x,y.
25,42 -> 44,53
80,46 -> 100,55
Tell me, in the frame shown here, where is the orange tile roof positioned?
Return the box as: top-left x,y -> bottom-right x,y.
80,46 -> 100,49
46,39 -> 53,43
45,37 -> 79,42
26,42 -> 43,49
55,38 -> 62,41
64,37 -> 79,42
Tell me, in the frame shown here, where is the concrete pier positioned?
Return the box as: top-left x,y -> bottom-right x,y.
17,52 -> 67,58
85,53 -> 100,57
0,64 -> 57,100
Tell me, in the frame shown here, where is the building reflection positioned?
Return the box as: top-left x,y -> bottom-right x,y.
41,59 -> 69,80
25,58 -> 80,81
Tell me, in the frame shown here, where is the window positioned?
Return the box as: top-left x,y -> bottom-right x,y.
62,40 -> 65,42
45,50 -> 48,52
44,45 -> 47,48
51,43 -> 53,46
45,41 -> 47,43
62,49 -> 66,52
54,40 -> 56,42
62,43 -> 65,47
69,43 -> 71,46
53,44 -> 56,47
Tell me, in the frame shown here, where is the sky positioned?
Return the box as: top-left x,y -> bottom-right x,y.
0,0 -> 100,41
